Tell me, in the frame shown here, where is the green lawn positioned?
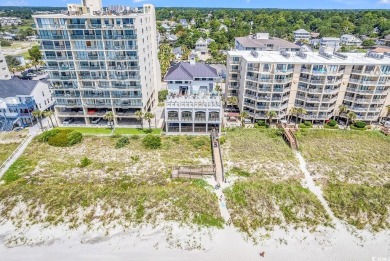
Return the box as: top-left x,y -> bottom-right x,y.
114,128 -> 161,135
57,127 -> 112,135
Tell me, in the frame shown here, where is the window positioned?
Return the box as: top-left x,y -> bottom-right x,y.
42,91 -> 45,97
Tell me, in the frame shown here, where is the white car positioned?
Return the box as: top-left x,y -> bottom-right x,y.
63,118 -> 74,125
91,118 -> 102,124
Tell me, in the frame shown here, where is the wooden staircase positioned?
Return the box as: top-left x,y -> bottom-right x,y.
281,124 -> 299,150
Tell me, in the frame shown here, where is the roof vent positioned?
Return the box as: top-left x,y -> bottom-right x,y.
251,50 -> 258,58
334,52 -> 348,60
296,51 -> 307,59
280,50 -> 291,59
366,51 -> 384,59
319,51 -> 333,59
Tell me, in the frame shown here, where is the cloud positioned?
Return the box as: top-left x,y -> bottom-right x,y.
378,0 -> 390,4
133,0 -> 147,3
0,0 -> 28,6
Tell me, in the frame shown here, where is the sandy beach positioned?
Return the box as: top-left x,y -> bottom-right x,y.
0,217 -> 389,261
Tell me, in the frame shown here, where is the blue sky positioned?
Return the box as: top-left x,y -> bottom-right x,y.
1,0 -> 390,9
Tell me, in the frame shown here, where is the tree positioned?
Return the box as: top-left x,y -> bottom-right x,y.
27,45 -> 42,69
144,112 -> 155,130
135,110 -> 144,129
103,111 -> 115,129
239,111 -> 249,127
32,110 -> 43,129
158,90 -> 168,102
5,55 -> 20,73
297,108 -> 307,124
227,96 -> 238,106
362,39 -> 375,47
338,105 -> 347,120
43,110 -> 55,128
266,110 -> 277,125
288,107 -> 298,123
215,83 -> 222,96
346,111 -> 357,128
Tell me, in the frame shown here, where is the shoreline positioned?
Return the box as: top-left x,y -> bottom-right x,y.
1,220 -> 389,261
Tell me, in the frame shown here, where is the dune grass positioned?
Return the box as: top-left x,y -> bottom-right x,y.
56,127 -> 112,135
221,129 -> 330,234
297,129 -> 390,231
224,178 -> 332,235
0,130 -> 28,165
0,135 -> 223,229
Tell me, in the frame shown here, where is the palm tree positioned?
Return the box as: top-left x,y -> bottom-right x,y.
215,83 -> 222,96
135,110 -> 144,129
239,111 -> 249,127
32,110 -> 43,129
346,111 -> 357,128
266,110 -> 277,125
144,112 -> 155,130
103,111 -> 115,129
227,96 -> 238,106
288,107 -> 298,123
297,108 -> 307,124
43,110 -> 55,128
338,105 -> 347,120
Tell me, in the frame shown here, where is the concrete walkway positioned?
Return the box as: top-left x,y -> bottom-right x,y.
0,118 -> 51,179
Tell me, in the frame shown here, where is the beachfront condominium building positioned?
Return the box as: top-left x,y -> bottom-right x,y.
164,57 -> 222,134
226,50 -> 390,123
0,48 -> 11,80
33,0 -> 161,126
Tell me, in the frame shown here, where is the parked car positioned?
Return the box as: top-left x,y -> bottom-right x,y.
25,73 -> 37,77
63,118 -> 74,125
13,126 -> 24,132
91,118 -> 102,124
18,75 -> 32,80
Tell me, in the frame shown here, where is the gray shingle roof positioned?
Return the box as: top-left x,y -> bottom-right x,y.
0,78 -> 38,98
235,36 -> 300,49
164,62 -> 218,81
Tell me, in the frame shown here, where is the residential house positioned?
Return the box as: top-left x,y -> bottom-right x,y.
179,19 -> 189,29
340,34 -> 362,46
0,78 -> 54,131
161,23 -> 171,33
320,37 -> 341,51
164,57 -> 222,134
167,34 -> 178,45
219,24 -> 228,31
195,37 -> 215,54
293,29 -> 311,42
173,46 -> 183,60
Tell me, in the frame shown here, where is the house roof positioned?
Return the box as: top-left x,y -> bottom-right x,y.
384,34 -> 390,40
173,46 -> 182,55
235,36 -> 300,49
164,62 -> 218,81
0,78 -> 38,98
294,29 -> 310,34
167,34 -> 178,41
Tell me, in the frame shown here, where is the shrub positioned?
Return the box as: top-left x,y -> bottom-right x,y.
354,121 -> 366,129
79,157 -> 92,168
130,134 -> 140,140
45,129 -> 82,147
111,134 -> 122,139
304,121 -> 312,127
327,119 -> 337,127
230,167 -> 251,177
142,134 -> 161,149
219,136 -> 227,145
116,136 -> 129,149
37,129 -> 60,142
67,131 -> 83,146
158,90 -> 168,102
190,137 -> 207,149
171,136 -> 181,143
256,120 -> 269,128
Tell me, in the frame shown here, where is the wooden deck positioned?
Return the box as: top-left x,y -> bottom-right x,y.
171,165 -> 216,179
280,124 -> 299,150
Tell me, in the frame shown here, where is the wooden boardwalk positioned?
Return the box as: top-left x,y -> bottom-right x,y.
281,124 -> 299,150
171,165 -> 215,179
211,130 -> 224,183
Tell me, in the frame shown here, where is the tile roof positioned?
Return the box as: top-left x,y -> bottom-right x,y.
164,62 -> 218,81
0,78 -> 38,98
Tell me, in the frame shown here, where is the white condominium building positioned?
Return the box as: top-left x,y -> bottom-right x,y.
33,1 -> 161,126
226,50 -> 390,123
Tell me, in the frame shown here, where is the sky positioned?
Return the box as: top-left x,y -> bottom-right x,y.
1,0 -> 390,9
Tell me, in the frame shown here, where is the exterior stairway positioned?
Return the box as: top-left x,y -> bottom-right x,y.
281,124 -> 299,150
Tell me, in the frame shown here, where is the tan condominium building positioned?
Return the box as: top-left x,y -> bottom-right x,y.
226,50 -> 390,123
33,0 -> 161,126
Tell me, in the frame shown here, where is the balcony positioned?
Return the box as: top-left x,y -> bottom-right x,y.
346,87 -> 375,94
108,66 -> 140,71
67,24 -> 86,29
105,45 -> 137,50
274,79 -> 291,84
258,88 -> 271,92
39,35 -> 67,40
107,55 -> 138,61
167,117 -> 179,121
310,80 -> 325,85
79,66 -> 106,70
103,35 -> 137,40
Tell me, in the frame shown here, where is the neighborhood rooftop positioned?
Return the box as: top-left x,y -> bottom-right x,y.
228,50 -> 390,65
235,36 -> 301,49
164,62 -> 218,81
0,78 -> 39,98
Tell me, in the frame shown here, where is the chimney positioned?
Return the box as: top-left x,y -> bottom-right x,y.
189,53 -> 196,65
